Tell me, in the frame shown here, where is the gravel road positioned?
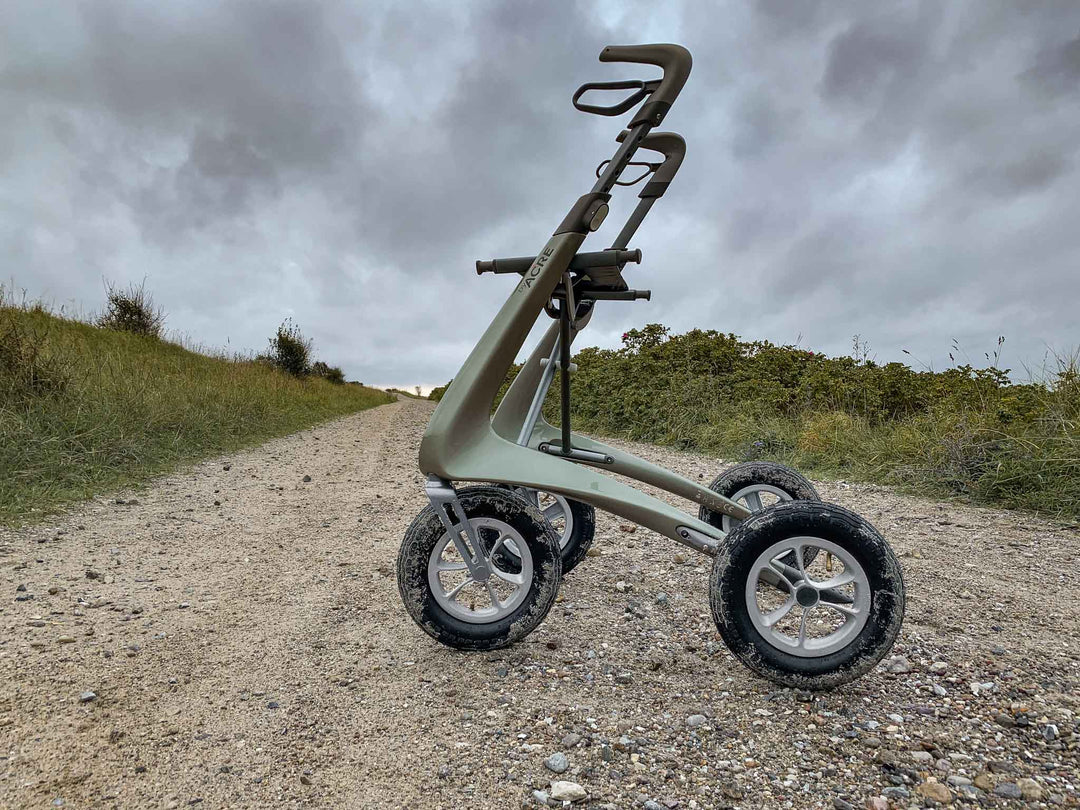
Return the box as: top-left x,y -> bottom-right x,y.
2,397 -> 1077,809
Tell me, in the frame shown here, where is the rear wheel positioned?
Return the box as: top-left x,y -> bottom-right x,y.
501,488 -> 595,574
397,486 -> 562,650
710,500 -> 905,689
698,461 -> 820,533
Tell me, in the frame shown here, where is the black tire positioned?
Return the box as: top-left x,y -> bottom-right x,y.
396,486 -> 562,651
710,500 -> 905,689
698,461 -> 820,530
499,488 -> 595,575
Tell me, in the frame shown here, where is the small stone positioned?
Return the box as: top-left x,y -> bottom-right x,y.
833,799 -> 855,810
615,581 -> 630,593
911,751 -> 933,763
600,745 -> 614,762
929,661 -> 948,673
868,799 -> 888,810
549,781 -> 587,802
862,736 -> 882,749
884,655 -> 911,673
266,701 -> 279,709
882,787 -> 909,799
686,714 -> 707,728
437,765 -> 451,779
673,552 -> 688,564
973,772 -> 995,792
993,782 -> 1022,799
655,592 -> 668,604
544,752 -> 569,774
532,790 -> 549,806
299,775 -> 312,786
223,464 -> 231,471
85,570 -> 100,580
561,733 -> 581,748
1043,723 -> 1059,741
79,691 -> 97,703
916,782 -> 951,804
933,684 -> 948,697
1017,778 -> 1043,801
887,713 -> 904,724
995,713 -> 1016,728
302,475 -> 312,483
946,775 -> 972,787
614,672 -> 632,685
58,635 -> 76,644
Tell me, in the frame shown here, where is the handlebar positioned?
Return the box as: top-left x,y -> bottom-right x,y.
598,44 -> 692,127
615,130 -> 686,198
572,80 -> 658,116
476,248 -> 642,276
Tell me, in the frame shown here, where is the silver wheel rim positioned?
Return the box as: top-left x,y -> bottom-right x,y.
745,536 -> 871,658
427,517 -> 532,624
508,490 -> 573,552
721,483 -> 792,533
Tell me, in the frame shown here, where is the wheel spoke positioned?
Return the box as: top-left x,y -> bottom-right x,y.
542,502 -> 563,521
762,594 -> 796,627
436,560 -> 468,572
815,569 -> 855,590
485,580 -> 501,612
488,533 -> 509,558
820,599 -> 860,619
797,608 -> 809,649
745,491 -> 764,512
443,577 -> 473,602
491,566 -> 526,586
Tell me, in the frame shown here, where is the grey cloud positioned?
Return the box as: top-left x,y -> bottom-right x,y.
3,0 -> 1079,387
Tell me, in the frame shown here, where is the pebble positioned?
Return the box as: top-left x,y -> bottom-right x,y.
911,751 -> 933,763
1043,723 -> 1059,741
832,799 -> 854,810
549,781 -> 586,802
79,691 -> 97,703
916,782 -> 951,804
532,790 -> 548,806
884,655 -> 911,673
686,714 -> 707,728
57,635 -> 76,644
993,782 -> 1022,799
1017,778 -> 1043,801
302,475 -> 312,483
561,733 -> 581,748
544,753 -> 569,774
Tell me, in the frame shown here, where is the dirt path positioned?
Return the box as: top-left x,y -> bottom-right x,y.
2,398 -> 1077,809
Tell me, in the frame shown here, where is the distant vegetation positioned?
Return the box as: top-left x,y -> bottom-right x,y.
386,387 -> 424,399
0,285 -> 392,523
431,324 -> 1079,520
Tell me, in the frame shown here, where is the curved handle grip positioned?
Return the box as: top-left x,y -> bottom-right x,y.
616,130 -> 686,198
599,44 -> 692,127
572,80 -> 654,116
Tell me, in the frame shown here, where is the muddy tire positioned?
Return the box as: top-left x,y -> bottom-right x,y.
396,486 -> 562,651
698,461 -> 820,533
710,500 -> 905,689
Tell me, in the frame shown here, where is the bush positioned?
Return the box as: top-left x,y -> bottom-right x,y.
435,325 -> 1080,519
264,319 -> 312,377
98,279 -> 165,338
0,299 -> 69,402
311,360 -> 345,385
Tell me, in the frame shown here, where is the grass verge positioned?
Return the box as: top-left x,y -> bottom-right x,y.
1,302 -> 393,524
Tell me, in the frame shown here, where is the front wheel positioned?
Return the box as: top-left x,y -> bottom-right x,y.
710,500 -> 905,689
397,486 -> 562,651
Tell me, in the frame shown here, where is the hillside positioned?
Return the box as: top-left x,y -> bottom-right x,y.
0,302 -> 392,523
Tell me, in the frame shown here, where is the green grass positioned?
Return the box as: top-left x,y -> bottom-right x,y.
0,303 -> 393,524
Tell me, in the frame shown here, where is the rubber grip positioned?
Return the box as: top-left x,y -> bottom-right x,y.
599,44 -> 692,123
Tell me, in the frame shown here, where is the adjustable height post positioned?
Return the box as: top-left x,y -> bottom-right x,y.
559,297 -> 573,455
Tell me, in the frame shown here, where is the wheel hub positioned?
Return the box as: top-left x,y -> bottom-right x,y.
795,585 -> 818,608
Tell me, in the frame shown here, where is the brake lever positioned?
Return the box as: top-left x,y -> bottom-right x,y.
572,79 -> 660,116
594,159 -> 660,186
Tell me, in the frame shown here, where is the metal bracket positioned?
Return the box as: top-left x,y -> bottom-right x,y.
675,526 -> 720,556
424,476 -> 492,581
538,443 -> 613,464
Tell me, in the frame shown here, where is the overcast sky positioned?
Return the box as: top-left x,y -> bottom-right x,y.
3,1 -> 1078,388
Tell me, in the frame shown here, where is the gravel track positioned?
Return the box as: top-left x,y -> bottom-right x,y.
2,397 -> 1077,809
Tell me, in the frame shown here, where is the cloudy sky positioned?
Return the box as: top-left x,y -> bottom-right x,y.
3,1 -> 1078,388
